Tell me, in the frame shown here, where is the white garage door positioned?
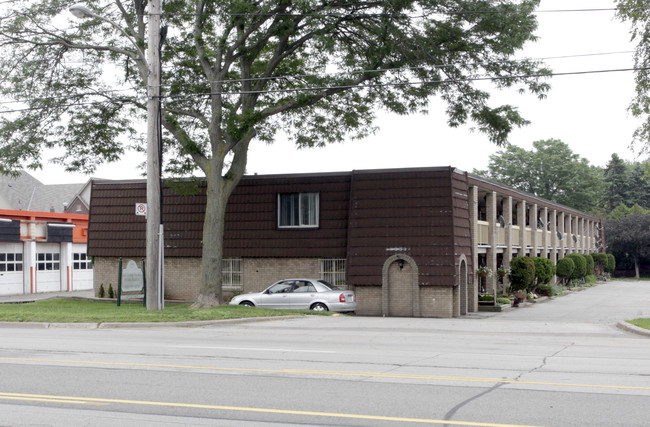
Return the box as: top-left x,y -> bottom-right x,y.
72,245 -> 93,290
36,246 -> 62,293
0,244 -> 24,296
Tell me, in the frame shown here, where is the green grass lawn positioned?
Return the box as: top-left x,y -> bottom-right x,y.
628,318 -> 650,330
0,300 -> 330,323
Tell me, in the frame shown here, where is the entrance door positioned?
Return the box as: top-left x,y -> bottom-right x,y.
388,260 -> 413,317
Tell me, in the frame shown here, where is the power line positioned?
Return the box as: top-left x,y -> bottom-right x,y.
0,66 -> 644,115
163,67 -> 645,99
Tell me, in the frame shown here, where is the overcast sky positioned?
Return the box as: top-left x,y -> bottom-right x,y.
31,0 -> 643,184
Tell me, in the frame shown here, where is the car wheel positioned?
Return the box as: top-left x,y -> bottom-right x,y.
310,302 -> 328,312
240,301 -> 254,307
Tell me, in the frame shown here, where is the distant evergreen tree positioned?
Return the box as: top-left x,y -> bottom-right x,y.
602,154 -> 628,211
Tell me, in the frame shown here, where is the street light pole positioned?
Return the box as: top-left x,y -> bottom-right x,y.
145,0 -> 163,311
70,2 -> 163,310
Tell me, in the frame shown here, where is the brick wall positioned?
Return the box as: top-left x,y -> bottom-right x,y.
242,258 -> 320,293
355,286 -> 382,316
420,286 -> 454,318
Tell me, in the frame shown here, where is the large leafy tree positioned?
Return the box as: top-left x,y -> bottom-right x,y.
605,209 -> 650,278
474,139 -> 604,212
0,0 -> 550,306
616,0 -> 650,156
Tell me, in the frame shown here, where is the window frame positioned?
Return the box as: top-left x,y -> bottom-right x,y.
319,258 -> 346,288
222,258 -> 242,290
277,192 -> 320,229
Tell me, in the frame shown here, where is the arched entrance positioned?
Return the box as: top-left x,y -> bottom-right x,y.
458,255 -> 468,316
382,254 -> 419,317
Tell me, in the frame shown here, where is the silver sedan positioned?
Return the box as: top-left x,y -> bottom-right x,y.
229,278 -> 356,313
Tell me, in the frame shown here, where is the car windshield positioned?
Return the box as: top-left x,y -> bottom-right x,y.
317,280 -> 340,290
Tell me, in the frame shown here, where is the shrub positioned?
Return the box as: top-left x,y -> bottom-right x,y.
565,253 -> 587,280
585,254 -> 595,276
98,284 -> 105,298
556,258 -> 575,283
108,284 -> 114,299
509,256 -> 536,292
536,283 -> 554,296
532,257 -> 554,284
591,252 -> 608,275
606,254 -> 616,273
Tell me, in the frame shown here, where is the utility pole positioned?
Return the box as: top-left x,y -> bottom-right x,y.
146,0 -> 163,310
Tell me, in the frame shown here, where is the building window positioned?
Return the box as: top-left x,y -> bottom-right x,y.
320,258 -> 346,287
37,252 -> 60,271
278,192 -> 319,228
0,253 -> 23,272
222,258 -> 242,289
73,253 -> 93,270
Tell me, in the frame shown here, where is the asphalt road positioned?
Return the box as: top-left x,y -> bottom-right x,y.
1,279 -> 650,426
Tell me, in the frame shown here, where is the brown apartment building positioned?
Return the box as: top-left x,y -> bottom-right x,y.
88,167 -> 603,317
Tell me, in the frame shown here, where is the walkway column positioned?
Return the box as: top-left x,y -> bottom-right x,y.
486,191 -> 498,296
550,209 -> 558,266
469,186 -> 479,312
531,203 -> 538,257
541,206 -> 549,259
556,212 -> 566,258
517,200 -> 526,256
504,196 -> 513,290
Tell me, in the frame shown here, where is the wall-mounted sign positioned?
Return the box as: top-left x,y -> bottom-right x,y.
135,203 -> 147,216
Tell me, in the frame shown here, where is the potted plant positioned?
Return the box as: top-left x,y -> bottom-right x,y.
476,266 -> 492,278
497,267 -> 509,278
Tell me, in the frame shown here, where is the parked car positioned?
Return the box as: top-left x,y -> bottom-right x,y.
229,278 -> 356,313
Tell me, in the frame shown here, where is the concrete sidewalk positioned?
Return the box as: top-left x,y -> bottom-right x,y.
0,289 -> 95,303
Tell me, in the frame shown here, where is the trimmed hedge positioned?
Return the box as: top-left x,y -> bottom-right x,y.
509,256 -> 536,292
606,254 -> 616,273
556,257 -> 575,282
565,253 -> 587,280
592,252 -> 608,274
532,257 -> 555,284
585,254 -> 595,276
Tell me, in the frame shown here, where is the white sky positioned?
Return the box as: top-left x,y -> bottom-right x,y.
31,0 -> 643,184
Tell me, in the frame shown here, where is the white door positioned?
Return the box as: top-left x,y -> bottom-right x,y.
71,244 -> 93,290
35,244 -> 62,293
0,243 -> 24,296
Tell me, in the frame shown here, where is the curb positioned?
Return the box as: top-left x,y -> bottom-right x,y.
0,315 -> 303,330
616,321 -> 650,337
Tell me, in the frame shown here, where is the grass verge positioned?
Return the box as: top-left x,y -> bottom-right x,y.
0,299 -> 331,323
627,318 -> 650,331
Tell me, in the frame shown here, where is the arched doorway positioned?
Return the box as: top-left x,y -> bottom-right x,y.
382,254 -> 419,317
458,255 -> 468,315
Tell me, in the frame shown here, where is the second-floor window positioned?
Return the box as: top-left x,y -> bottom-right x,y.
278,192 -> 319,228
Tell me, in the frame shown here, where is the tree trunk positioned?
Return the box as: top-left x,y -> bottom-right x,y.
634,255 -> 640,279
191,171 -> 229,308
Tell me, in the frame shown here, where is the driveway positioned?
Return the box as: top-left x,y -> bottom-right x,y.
496,279 -> 650,324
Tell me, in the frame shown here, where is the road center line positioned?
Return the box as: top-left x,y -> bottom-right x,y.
173,345 -> 336,353
2,357 -> 649,391
0,391 -> 542,427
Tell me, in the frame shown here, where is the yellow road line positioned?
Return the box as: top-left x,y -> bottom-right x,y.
2,356 -> 649,391
0,391 -> 541,427
0,394 -> 106,405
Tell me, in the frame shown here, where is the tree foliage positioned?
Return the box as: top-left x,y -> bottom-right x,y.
605,212 -> 650,278
0,0 -> 550,304
616,0 -> 650,157
474,139 -> 604,212
603,154 -> 650,212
